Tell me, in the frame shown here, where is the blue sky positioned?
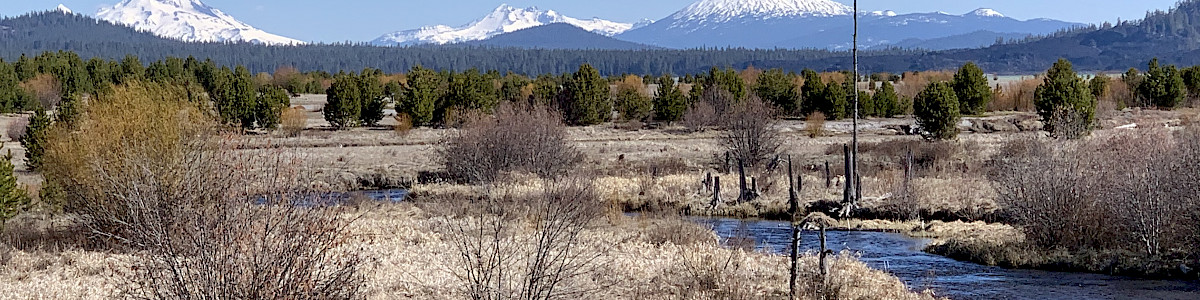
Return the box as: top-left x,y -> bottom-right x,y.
2,0 -> 1183,42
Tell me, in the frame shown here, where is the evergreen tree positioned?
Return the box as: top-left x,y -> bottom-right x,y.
0,60 -> 30,113
531,74 -> 561,105
824,80 -> 848,120
13,54 -> 35,82
1183,66 -> 1200,98
255,85 -> 289,129
323,74 -> 361,129
873,81 -> 902,117
755,68 -> 799,114
1035,58 -> 1096,139
1122,68 -> 1144,106
55,93 -> 81,129
799,69 -> 826,117
20,109 -> 52,171
400,66 -> 441,126
653,75 -> 687,122
117,54 -> 143,84
499,73 -> 531,102
1139,58 -> 1186,109
357,71 -> 387,126
614,85 -> 652,121
563,64 -> 611,125
0,147 -> 30,226
222,66 -> 257,128
442,69 -> 499,114
707,67 -> 747,101
1090,73 -> 1111,101
913,81 -> 960,140
952,62 -> 992,115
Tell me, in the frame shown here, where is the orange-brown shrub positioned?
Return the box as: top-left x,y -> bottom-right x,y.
20,74 -> 60,109
990,76 -> 1040,112
897,71 -> 954,100
805,112 -> 826,138
279,106 -> 307,137
393,113 -> 414,136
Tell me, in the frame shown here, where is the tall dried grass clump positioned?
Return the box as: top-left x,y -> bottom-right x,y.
41,81 -> 366,299
990,77 -> 1040,112
279,106 -> 308,137
393,113 -> 414,137
805,112 -> 826,138
441,102 -> 582,183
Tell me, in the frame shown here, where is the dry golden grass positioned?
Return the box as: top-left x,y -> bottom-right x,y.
1,204 -> 940,300
280,106 -> 308,137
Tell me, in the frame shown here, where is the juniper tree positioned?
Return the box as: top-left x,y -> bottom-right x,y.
913,82 -> 960,140
653,75 -> 687,122
1034,58 -> 1096,139
952,62 -> 992,115
562,64 -> 611,125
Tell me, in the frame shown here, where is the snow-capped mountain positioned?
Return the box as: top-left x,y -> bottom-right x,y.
619,0 -> 1082,50
372,4 -> 640,46
671,0 -> 850,22
96,0 -> 303,45
55,4 -> 73,14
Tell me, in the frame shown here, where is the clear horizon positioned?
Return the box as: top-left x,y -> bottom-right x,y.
1,0 -> 1183,42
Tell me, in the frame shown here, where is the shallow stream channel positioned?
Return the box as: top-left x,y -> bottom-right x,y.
695,217 -> 1200,300
355,191 -> 1199,299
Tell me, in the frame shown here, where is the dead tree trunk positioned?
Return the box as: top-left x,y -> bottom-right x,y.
737,160 -> 748,203
841,144 -> 854,217
725,151 -> 733,174
704,172 -> 713,193
788,155 -> 801,299
712,176 -> 721,209
819,226 -> 829,288
824,161 -> 831,188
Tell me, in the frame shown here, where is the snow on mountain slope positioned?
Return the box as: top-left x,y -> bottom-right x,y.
969,8 -> 1006,18
372,4 -> 636,46
56,4 -> 73,14
671,0 -> 851,22
96,0 -> 303,45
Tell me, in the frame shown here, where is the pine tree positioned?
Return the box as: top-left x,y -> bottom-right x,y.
825,81 -> 848,120
913,82 -> 960,140
323,74 -> 361,129
20,109 -> 52,171
0,147 -> 30,226
799,69 -> 826,117
358,71 -> 387,126
400,66 -> 441,126
615,85 -> 652,121
1139,58 -> 1186,109
952,62 -> 992,115
755,68 -> 799,115
563,64 -> 611,125
873,81 -> 902,117
654,75 -> 687,122
1034,58 -> 1096,139
255,85 -> 290,129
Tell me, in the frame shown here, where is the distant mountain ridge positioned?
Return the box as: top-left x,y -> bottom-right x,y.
96,0 -> 303,45
464,23 -> 659,50
372,4 -> 648,46
618,0 -> 1083,50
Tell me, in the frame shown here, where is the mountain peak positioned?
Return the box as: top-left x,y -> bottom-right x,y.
969,8 -> 1005,18
96,0 -> 302,45
373,5 -> 634,46
55,4 -> 72,14
672,0 -> 852,21
869,10 -> 897,17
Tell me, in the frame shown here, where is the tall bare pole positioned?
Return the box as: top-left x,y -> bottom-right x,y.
851,0 -> 860,204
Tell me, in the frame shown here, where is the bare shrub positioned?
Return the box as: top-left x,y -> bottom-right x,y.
681,100 -> 718,132
6,116 -> 28,142
805,112 -> 826,138
441,102 -> 582,183
437,178 -> 606,300
279,106 -> 307,137
719,96 -> 781,168
42,81 -> 365,299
